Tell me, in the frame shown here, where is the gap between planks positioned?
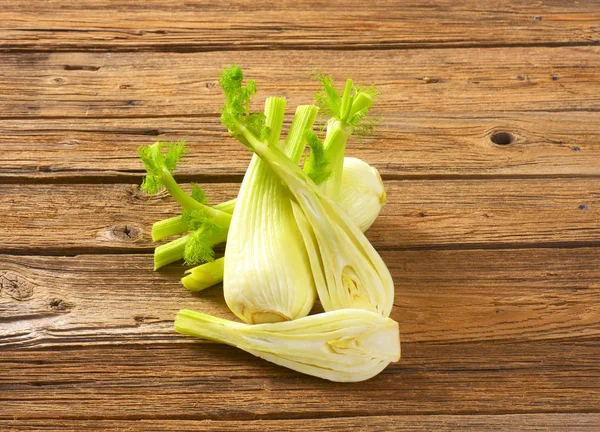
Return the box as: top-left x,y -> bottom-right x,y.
2,173 -> 600,185
1,41 -> 597,54
0,411 -> 599,423
3,240 -> 600,258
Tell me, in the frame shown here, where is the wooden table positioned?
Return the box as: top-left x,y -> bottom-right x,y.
1,1 -> 599,430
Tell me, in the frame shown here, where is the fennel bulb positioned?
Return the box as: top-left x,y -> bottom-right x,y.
175,308 -> 400,382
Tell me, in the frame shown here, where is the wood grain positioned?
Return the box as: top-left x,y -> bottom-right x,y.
1,340 -> 599,420
1,179 -> 598,253
2,111 -> 599,180
1,249 -> 598,348
3,415 -> 600,432
1,47 -> 599,119
2,1 -> 599,429
0,0 -> 598,51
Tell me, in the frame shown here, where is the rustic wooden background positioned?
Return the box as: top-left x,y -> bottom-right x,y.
1,1 -> 599,430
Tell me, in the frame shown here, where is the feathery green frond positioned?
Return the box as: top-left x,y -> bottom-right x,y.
313,72 -> 341,118
184,229 -> 216,265
352,114 -> 380,140
137,143 -> 161,176
191,183 -> 208,205
183,218 -> 225,265
163,139 -> 187,171
181,209 -> 208,231
219,65 -> 265,144
138,140 -> 187,194
140,174 -> 163,195
312,74 -> 377,133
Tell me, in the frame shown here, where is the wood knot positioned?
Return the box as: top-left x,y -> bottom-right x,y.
48,297 -> 72,313
0,271 -> 34,300
107,225 -> 142,241
205,81 -> 218,89
127,184 -> 169,201
52,77 -> 65,84
489,131 -> 517,146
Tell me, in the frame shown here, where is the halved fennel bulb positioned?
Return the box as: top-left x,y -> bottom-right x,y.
175,308 -> 401,382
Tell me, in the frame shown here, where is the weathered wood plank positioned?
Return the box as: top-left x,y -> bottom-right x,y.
2,1 -> 597,428
0,0 -> 598,51
2,112 -> 599,179
1,340 -> 599,419
2,414 -> 600,431
0,179 -> 598,253
1,47 -> 599,119
1,249 -> 598,348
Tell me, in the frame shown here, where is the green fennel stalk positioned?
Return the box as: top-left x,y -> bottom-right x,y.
137,141 -> 232,269
152,73 -> 376,270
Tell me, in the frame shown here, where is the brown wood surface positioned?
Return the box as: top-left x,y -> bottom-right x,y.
2,415 -> 600,432
1,1 -> 599,430
1,179 -> 598,253
1,48 -> 599,119
0,0 -> 598,51
1,340 -> 599,419
1,249 -> 599,348
2,112 -> 600,180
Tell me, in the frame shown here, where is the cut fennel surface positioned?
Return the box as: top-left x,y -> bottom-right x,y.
175,308 -> 400,382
